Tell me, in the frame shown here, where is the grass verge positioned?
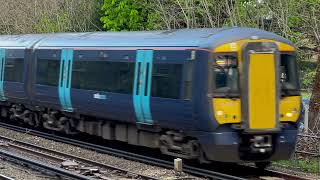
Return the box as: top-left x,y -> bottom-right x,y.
274,159 -> 319,173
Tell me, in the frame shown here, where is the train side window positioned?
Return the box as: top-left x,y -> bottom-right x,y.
71,61 -> 135,93
151,64 -> 182,99
4,58 -> 24,82
280,54 -> 299,94
36,59 -> 60,86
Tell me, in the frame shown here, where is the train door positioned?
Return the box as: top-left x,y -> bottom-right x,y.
1,49 -> 26,101
242,42 -> 280,132
34,48 -> 73,112
0,48 -> 5,101
58,49 -> 73,111
133,50 -> 153,124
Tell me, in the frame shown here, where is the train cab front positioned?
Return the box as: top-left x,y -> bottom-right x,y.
201,39 -> 301,164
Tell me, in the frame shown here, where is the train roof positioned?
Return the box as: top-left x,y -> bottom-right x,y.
0,27 -> 294,49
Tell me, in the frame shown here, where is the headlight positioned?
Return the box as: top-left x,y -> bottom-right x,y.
285,112 -> 293,117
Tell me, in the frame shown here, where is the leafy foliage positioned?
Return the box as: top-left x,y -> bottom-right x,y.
36,13 -> 71,33
100,0 -> 148,31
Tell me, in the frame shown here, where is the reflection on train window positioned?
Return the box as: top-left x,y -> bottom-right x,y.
72,61 -> 135,93
37,59 -> 60,86
4,58 -> 24,82
151,64 -> 182,99
212,54 -> 239,95
280,54 -> 299,92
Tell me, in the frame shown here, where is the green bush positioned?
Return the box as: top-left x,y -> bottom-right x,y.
100,0 -> 148,31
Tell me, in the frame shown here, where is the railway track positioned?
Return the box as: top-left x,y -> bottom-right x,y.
234,164 -> 315,180
0,174 -> 15,180
0,149 -> 93,180
0,122 -> 313,180
0,122 -> 245,180
261,169 -> 314,180
0,134 -> 158,180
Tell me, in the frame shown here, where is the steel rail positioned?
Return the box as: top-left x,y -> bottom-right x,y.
262,168 -> 315,180
0,122 -> 276,180
0,135 -> 158,180
0,149 -> 93,180
0,174 -> 15,180
239,164 -> 314,180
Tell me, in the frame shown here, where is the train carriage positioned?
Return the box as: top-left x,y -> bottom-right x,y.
0,28 -> 302,167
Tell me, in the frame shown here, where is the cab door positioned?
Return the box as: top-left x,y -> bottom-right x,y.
242,42 -> 280,132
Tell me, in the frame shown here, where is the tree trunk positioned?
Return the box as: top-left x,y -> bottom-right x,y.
308,47 -> 320,133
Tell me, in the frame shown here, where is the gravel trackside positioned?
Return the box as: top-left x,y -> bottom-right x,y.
0,127 -> 203,180
0,159 -> 51,180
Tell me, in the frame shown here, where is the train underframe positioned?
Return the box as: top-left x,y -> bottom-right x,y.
0,102 -> 298,167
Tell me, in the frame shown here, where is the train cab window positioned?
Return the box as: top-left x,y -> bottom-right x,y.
72,61 -> 135,93
4,58 -> 24,82
151,64 -> 182,99
212,53 -> 239,96
280,54 -> 299,95
36,59 -> 60,86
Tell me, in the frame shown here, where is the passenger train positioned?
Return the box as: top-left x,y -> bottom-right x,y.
0,28 -> 301,168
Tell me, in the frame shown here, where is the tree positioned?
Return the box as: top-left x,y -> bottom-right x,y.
305,0 -> 320,133
100,0 -> 148,31
0,0 -> 103,34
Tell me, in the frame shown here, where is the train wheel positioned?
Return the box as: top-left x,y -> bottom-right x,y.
255,161 -> 271,169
